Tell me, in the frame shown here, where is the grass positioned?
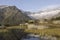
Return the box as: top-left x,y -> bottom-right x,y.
4,24 -> 60,37
0,23 -> 60,40
0,29 -> 8,32
25,28 -> 60,36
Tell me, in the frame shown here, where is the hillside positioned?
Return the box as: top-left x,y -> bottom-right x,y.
0,6 -> 31,26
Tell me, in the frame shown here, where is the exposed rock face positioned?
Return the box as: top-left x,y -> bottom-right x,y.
0,6 -> 31,25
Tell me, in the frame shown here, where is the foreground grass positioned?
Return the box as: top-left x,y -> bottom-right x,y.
25,28 -> 60,36
25,28 -> 60,40
5,25 -> 60,37
0,24 -> 60,40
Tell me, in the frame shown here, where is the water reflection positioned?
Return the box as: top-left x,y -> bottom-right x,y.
21,34 -> 40,40
21,34 -> 57,40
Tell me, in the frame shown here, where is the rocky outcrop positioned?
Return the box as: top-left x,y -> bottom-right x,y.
0,6 -> 31,26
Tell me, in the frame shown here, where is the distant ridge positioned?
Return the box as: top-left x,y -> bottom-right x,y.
28,7 -> 60,20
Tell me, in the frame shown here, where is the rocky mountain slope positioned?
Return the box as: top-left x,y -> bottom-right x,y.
0,5 -> 60,26
0,6 -> 31,26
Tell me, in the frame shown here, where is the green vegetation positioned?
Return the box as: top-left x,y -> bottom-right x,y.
0,23 -> 60,40
25,28 -> 60,36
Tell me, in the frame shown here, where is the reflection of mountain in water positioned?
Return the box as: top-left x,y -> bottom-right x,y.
21,34 -> 40,40
21,34 -> 57,40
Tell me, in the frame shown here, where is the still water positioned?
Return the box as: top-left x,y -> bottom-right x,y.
21,34 -> 40,40
21,34 -> 57,40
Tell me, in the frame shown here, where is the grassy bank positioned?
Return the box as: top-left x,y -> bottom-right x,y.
0,23 -> 60,40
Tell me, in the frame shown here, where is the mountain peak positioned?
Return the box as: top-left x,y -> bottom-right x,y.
0,5 -> 17,9
0,5 -> 9,8
0,5 -> 31,25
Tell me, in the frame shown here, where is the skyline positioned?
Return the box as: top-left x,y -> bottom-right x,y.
0,0 -> 60,12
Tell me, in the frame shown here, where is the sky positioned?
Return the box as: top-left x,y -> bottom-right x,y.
0,0 -> 60,12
